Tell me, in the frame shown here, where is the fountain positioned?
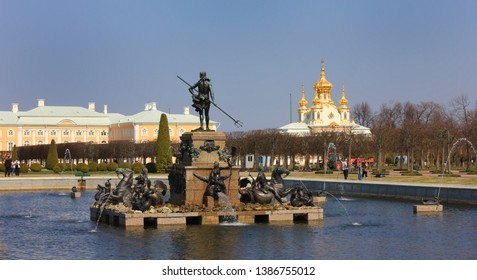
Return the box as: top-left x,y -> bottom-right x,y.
445,138 -> 477,176
90,131 -> 323,228
324,191 -> 361,226
62,148 -> 73,174
414,138 -> 477,214
90,73 -> 323,228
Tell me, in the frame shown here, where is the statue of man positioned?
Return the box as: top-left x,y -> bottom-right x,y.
189,72 -> 214,131
256,166 -> 270,193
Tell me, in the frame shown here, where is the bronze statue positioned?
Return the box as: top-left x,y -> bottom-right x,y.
94,168 -> 168,212
177,74 -> 243,128
188,72 -> 214,131
194,161 -> 231,199
289,185 -> 314,207
256,166 -> 283,203
238,165 -> 295,205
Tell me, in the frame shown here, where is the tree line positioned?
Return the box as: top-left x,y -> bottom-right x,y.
226,95 -> 477,173
13,97 -> 477,174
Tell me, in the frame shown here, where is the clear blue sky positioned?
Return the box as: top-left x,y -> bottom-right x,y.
1,0 -> 476,132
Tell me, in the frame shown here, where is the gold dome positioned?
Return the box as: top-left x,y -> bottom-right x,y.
316,59 -> 333,92
298,84 -> 308,108
339,83 -> 349,107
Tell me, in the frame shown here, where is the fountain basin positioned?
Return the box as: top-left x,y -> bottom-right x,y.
90,206 -> 323,228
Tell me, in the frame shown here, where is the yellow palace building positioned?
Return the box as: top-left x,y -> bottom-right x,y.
0,99 -> 219,153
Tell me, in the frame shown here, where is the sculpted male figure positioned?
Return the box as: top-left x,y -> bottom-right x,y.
189,72 -> 214,131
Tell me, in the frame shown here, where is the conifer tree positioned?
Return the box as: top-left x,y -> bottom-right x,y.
46,139 -> 59,170
11,145 -> 18,161
156,113 -> 172,173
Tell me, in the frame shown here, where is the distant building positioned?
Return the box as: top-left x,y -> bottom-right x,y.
279,60 -> 371,136
0,99 -> 219,152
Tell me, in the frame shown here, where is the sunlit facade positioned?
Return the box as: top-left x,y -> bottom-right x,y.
0,99 -> 218,152
279,60 -> 371,136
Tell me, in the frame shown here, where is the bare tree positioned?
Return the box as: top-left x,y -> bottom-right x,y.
352,101 -> 374,128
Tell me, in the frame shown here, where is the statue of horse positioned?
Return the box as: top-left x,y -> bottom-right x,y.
238,177 -> 276,204
238,166 -> 295,205
94,178 -> 112,206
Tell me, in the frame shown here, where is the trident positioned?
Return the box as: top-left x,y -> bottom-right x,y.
177,75 -> 243,128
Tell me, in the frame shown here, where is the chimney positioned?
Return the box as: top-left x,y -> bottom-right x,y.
103,104 -> 108,114
88,102 -> 95,111
12,103 -> 19,113
184,106 -> 190,115
38,99 -> 45,107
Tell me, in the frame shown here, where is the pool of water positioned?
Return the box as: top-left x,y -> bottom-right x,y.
1,191 -> 476,260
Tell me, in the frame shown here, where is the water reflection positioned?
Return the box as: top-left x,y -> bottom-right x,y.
0,191 -> 477,259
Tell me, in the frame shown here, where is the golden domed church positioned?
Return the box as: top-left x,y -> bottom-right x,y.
280,60 -> 371,135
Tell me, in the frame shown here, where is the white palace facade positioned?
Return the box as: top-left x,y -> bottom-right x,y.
279,60 -> 371,136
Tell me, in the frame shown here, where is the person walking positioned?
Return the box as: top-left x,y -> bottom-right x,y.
341,159 -> 349,180
362,162 -> 368,179
4,156 -> 12,177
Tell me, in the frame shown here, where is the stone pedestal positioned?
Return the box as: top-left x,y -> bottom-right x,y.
70,191 -> 81,199
414,204 -> 443,213
169,131 -> 240,207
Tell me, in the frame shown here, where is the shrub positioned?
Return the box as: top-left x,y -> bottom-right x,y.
0,165 -> 5,172
88,162 -> 98,172
20,164 -> 29,173
30,163 -> 43,172
107,162 -> 118,171
131,162 -> 144,173
64,163 -> 75,171
119,162 -> 131,169
97,162 -> 108,171
146,162 -> 157,173
54,163 -> 65,171
53,164 -> 62,174
76,163 -> 89,173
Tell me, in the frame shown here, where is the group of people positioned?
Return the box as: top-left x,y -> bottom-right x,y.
3,156 -> 21,177
341,159 -> 368,180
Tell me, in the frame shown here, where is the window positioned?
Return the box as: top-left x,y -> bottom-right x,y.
37,140 -> 44,145
101,130 -> 107,136
8,130 -> 14,137
63,130 -> 70,136
37,130 -> 44,136
169,128 -> 173,136
154,128 -> 159,136
24,141 -> 30,146
89,130 -> 94,136
179,128 -> 185,136
51,130 -> 57,136
76,130 -> 82,136
8,142 -> 14,151
24,130 -> 30,136
142,128 -> 148,136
